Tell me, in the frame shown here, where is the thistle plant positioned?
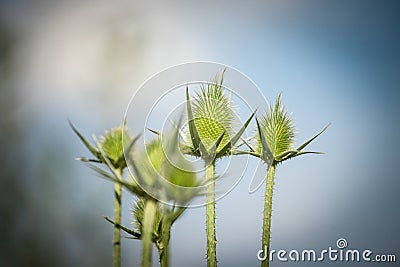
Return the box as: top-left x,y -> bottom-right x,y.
71,119 -> 199,267
132,198 -> 191,267
70,122 -> 134,267
127,127 -> 200,267
70,71 -> 328,267
184,70 -> 255,267
249,93 -> 328,267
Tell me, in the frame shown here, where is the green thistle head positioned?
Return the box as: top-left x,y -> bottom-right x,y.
192,70 -> 235,151
130,130 -> 200,205
69,121 -> 132,170
255,93 -> 329,166
185,70 -> 255,162
132,198 -> 162,237
99,125 -> 132,169
256,93 -> 295,158
132,197 -> 187,251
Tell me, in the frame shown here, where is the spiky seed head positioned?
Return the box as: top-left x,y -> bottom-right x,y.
191,71 -> 236,153
135,136 -> 199,204
132,198 -> 162,235
99,125 -> 132,168
256,93 -> 295,158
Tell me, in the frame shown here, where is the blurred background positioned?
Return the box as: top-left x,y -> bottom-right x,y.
0,0 -> 399,266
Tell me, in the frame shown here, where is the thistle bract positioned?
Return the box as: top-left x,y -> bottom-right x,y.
129,130 -> 200,205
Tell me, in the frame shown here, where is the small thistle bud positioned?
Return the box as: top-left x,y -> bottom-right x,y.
130,131 -> 200,205
132,198 -> 162,236
256,93 -> 295,158
99,125 -> 132,169
254,93 -> 328,165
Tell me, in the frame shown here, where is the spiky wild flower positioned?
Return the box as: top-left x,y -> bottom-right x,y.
132,197 -> 187,267
185,70 -> 255,163
191,73 -> 235,153
70,122 -> 135,267
128,127 -> 200,267
130,132 -> 200,205
99,126 -> 132,169
185,70 -> 255,267
256,93 -> 295,158
252,93 -> 328,267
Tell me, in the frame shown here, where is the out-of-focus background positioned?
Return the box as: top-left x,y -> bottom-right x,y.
1,0 -> 399,266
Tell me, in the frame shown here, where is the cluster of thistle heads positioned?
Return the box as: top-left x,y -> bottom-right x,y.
70,69 -> 327,261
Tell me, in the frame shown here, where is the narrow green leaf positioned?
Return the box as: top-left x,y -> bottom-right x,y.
93,136 -> 145,196
214,131 -> 226,150
231,150 -> 262,158
115,134 -> 141,168
217,110 -> 256,157
280,150 -> 324,162
85,163 -> 144,196
199,131 -> 225,163
103,216 -> 141,238
296,124 -> 330,151
274,150 -> 297,162
186,85 -> 201,153
255,117 -> 274,165
171,207 -> 187,224
75,157 -> 102,163
68,120 -> 101,159
179,143 -> 196,155
291,151 -> 324,158
199,140 -> 212,161
240,137 -> 255,152
146,128 -> 161,136
85,163 -> 116,180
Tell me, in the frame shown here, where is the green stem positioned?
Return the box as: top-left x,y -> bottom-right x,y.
159,216 -> 172,267
113,169 -> 122,267
261,164 -> 276,267
205,162 -> 217,267
142,198 -> 157,267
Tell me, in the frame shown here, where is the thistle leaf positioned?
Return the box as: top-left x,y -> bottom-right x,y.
85,163 -> 116,180
295,124 -> 330,151
171,206 -> 187,224
217,111 -> 256,158
103,216 -> 141,238
75,157 -> 102,163
115,134 -> 141,168
274,150 -> 297,162
69,120 -> 101,159
146,128 -> 161,136
186,85 -> 201,153
240,137 -> 255,152
214,131 -> 226,150
255,117 -> 274,165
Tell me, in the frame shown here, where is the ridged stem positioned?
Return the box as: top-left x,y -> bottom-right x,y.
261,164 -> 276,267
142,198 -> 157,267
159,216 -> 172,267
205,162 -> 217,267
113,169 -> 122,267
